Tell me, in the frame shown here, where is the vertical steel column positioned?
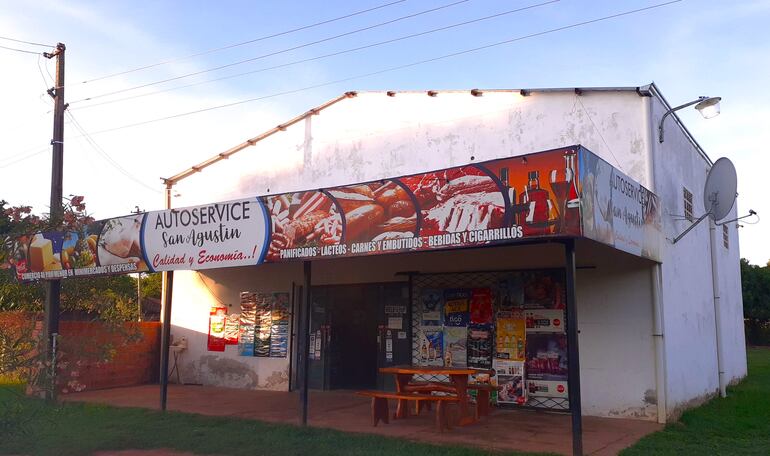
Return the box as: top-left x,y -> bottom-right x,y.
159,183 -> 174,411
564,239 -> 583,456
299,261 -> 312,425
159,270 -> 174,411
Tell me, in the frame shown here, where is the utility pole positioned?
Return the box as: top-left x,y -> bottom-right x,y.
43,42 -> 65,401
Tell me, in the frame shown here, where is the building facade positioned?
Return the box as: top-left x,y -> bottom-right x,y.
164,83 -> 746,423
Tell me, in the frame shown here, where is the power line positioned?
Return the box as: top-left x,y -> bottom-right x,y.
65,111 -> 162,193
77,0 -> 409,85
74,0 -> 683,138
0,43 -> 41,55
68,0 -> 472,104
72,0 -> 559,111
0,147 -> 49,168
0,35 -> 54,48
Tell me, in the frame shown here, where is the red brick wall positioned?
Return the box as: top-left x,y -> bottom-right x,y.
0,312 -> 160,393
58,321 -> 161,393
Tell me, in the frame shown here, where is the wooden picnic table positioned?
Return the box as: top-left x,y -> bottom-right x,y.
379,366 -> 477,425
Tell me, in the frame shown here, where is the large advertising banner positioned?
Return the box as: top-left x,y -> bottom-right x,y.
6,146 -> 662,281
579,149 -> 662,262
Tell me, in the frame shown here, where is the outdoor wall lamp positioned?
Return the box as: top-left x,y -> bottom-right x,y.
658,96 -> 721,143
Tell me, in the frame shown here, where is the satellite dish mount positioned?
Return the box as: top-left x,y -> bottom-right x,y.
672,158 -> 738,244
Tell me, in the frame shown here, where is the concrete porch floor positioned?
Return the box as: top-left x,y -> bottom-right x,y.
63,385 -> 662,455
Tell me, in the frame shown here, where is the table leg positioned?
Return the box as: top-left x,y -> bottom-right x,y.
394,373 -> 413,419
476,390 -> 490,417
451,374 -> 475,426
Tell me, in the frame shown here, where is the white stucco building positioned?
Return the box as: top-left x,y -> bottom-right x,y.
163,83 -> 746,424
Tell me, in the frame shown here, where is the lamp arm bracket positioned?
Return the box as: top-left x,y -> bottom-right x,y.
658,97 -> 708,143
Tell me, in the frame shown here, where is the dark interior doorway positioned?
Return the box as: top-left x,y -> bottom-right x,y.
308,282 -> 410,391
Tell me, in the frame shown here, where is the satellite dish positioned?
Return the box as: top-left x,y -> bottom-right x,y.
703,157 -> 737,221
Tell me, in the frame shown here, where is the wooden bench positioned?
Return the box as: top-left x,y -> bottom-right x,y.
405,381 -> 499,417
356,390 -> 459,431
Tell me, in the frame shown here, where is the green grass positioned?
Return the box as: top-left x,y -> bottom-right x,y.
2,348 -> 768,456
0,383 -> 547,456
622,346 -> 770,456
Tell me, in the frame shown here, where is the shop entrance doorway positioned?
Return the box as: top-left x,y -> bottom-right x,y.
308,283 -> 411,391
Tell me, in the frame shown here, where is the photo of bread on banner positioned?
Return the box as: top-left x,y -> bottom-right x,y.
328,181 -> 418,243
263,191 -> 343,260
97,215 -> 146,270
400,166 -> 506,236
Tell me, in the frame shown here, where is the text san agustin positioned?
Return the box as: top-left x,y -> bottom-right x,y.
152,201 -> 253,267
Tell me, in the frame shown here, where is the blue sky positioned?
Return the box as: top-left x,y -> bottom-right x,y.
1,0 -> 768,264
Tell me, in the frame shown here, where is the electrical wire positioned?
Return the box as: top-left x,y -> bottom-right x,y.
0,35 -> 54,48
0,147 -> 50,168
77,0 -> 409,85
68,0 -> 472,104
71,0 -> 559,111
0,43 -> 41,55
73,0 -> 683,138
65,111 -> 163,193
576,96 -> 625,173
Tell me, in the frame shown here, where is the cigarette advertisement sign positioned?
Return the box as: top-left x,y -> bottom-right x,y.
5,146 -> 662,281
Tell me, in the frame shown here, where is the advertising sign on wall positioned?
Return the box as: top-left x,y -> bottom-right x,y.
494,359 -> 526,405
207,306 -> 227,352
6,146 -> 662,282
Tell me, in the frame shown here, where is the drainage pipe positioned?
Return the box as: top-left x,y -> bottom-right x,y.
650,264 -> 667,423
709,219 -> 727,397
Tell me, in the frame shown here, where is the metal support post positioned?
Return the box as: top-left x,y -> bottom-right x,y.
299,261 -> 312,425
564,239 -> 583,456
159,271 -> 174,411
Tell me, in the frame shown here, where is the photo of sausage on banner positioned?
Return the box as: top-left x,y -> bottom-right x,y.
262,191 -> 343,261
326,180 -> 418,247
399,165 -> 509,247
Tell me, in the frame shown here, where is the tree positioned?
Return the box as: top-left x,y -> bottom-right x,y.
741,258 -> 770,345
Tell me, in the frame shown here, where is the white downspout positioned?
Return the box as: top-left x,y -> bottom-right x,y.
650,264 -> 667,423
709,218 -> 727,397
644,94 -> 668,423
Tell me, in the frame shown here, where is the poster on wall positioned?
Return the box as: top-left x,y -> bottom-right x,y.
525,333 -> 568,381
420,289 -> 443,326
417,329 -> 444,366
527,379 -> 568,399
238,294 -> 257,356
495,310 -> 525,361
269,293 -> 290,358
207,306 -> 227,352
224,313 -> 240,345
525,309 -> 565,333
497,276 -> 524,310
254,294 -> 272,357
522,271 -> 565,309
467,324 -> 492,369
493,359 -> 526,405
470,288 -> 494,325
443,326 -> 468,368
444,289 -> 470,327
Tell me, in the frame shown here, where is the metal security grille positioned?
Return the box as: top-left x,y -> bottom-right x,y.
410,270 -> 569,411
683,187 -> 694,222
723,224 -> 729,249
